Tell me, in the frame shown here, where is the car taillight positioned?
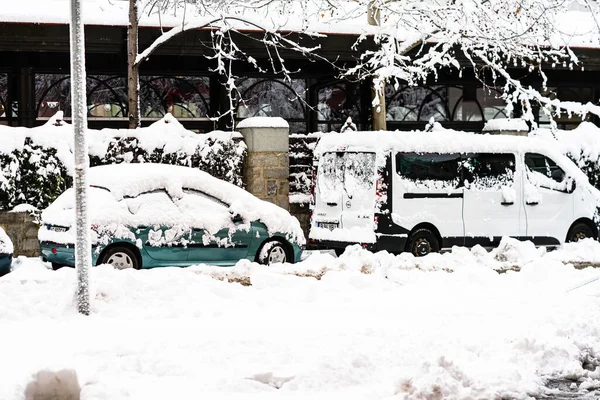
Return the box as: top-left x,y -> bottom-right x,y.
51,248 -> 57,254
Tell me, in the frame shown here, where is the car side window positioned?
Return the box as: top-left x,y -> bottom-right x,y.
462,153 -> 515,190
124,190 -> 179,220
524,153 -> 569,191
396,152 -> 462,189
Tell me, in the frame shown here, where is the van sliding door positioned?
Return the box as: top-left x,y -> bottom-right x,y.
461,152 -> 522,246
394,153 -> 464,242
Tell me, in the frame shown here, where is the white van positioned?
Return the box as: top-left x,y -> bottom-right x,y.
309,130 -> 600,256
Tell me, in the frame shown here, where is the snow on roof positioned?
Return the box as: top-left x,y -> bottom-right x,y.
1,0 -> 598,48
236,117 -> 289,129
314,126 -> 589,184
482,118 -> 530,132
0,0 -> 373,36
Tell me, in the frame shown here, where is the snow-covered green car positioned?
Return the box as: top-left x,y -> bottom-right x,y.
0,227 -> 13,276
39,164 -> 305,270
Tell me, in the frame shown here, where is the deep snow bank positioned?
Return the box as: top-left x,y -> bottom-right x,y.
1,240 -> 600,399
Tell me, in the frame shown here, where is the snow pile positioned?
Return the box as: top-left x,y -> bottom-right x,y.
0,227 -> 13,254
39,164 -> 305,246
237,117 -> 289,129
483,118 -> 529,132
2,241 -> 600,399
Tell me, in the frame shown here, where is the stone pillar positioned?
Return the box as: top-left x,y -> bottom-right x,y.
237,117 -> 290,211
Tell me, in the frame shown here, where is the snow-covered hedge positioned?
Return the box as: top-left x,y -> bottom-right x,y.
0,113 -> 246,211
289,132 -> 322,204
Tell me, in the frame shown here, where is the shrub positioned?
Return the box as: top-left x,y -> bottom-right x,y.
0,113 -> 246,211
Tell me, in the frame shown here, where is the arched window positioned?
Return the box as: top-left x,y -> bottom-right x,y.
316,81 -> 361,132
140,76 -> 210,119
386,86 -> 449,122
386,84 -> 510,128
235,78 -> 307,133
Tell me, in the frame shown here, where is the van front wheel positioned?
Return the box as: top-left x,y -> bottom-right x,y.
566,223 -> 595,243
407,228 -> 440,257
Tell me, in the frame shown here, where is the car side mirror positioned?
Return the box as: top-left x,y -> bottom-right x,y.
230,211 -> 243,223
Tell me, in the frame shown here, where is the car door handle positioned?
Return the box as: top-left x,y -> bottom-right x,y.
326,202 -> 338,206
526,201 -> 539,206
501,201 -> 514,206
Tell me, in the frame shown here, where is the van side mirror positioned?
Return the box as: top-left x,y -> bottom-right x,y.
551,169 -> 565,182
566,178 -> 576,194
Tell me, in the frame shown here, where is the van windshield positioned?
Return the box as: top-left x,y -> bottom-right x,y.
318,152 -> 376,200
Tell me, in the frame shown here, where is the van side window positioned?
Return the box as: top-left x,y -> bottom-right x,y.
524,153 -> 570,192
396,152 -> 461,188
462,153 -> 515,190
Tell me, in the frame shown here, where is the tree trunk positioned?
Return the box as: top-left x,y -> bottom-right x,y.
368,1 -> 386,131
69,0 -> 91,316
371,79 -> 387,131
128,0 -> 140,129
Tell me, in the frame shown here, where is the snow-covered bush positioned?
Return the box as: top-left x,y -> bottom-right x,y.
0,113 -> 246,211
289,132 -> 322,204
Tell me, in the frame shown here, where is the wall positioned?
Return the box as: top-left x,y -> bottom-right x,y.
0,211 -> 39,257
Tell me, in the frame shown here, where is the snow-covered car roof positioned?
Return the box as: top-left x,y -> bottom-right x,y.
41,163 -> 305,245
0,227 -> 14,255
314,128 -> 590,184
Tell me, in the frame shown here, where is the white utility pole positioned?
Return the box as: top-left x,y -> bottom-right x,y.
69,0 -> 91,315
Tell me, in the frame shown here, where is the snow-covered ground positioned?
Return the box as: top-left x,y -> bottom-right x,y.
2,238 -> 600,399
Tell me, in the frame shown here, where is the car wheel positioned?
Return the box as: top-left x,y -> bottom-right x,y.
98,246 -> 140,270
407,228 -> 440,257
51,262 -> 66,271
334,247 -> 345,257
257,241 -> 290,266
567,223 -> 595,243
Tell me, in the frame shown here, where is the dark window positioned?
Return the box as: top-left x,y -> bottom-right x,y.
462,153 -> 515,184
235,78 -> 307,134
317,81 -> 362,132
396,153 -> 462,186
525,153 -> 565,184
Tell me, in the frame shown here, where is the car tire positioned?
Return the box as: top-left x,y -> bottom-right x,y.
407,228 -> 440,257
51,262 -> 66,271
567,223 -> 595,243
334,247 -> 345,257
257,240 -> 291,266
98,246 -> 140,270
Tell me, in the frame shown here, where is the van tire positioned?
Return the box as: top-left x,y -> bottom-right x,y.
407,228 -> 440,257
566,223 -> 595,243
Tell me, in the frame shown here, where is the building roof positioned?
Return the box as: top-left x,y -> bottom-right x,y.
2,0 -> 599,49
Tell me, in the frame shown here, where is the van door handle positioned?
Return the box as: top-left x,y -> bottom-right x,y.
526,201 -> 539,206
501,201 -> 514,206
326,202 -> 338,206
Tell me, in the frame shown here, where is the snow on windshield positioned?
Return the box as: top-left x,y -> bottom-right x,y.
317,152 -> 376,203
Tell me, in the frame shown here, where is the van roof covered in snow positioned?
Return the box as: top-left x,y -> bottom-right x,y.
314,128 -> 589,183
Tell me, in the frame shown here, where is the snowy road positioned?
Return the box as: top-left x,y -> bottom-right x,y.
1,238 -> 600,399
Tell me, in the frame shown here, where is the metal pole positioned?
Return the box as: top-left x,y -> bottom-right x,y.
69,0 -> 91,315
